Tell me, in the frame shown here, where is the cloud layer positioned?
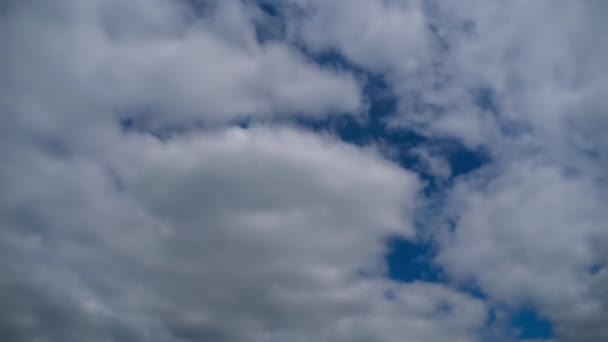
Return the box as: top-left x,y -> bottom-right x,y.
1,124 -> 491,341
2,0 -> 607,341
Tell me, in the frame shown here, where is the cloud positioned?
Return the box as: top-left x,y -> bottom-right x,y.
0,125 -> 490,341
284,0 -> 432,73
3,0 -> 607,341
0,0 -> 362,140
282,0 -> 608,153
274,0 -> 608,340
437,160 -> 608,339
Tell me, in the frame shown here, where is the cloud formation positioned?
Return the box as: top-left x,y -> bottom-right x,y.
1,124 -> 491,341
274,1 -> 608,340
2,0 -> 607,341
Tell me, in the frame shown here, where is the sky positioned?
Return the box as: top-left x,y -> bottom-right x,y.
1,0 -> 607,341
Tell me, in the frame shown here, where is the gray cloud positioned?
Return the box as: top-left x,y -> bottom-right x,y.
437,161 -> 608,340
0,125 -> 488,341
0,0 -> 362,143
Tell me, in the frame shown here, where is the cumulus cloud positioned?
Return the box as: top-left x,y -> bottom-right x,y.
274,0 -> 608,340
0,0 -> 362,141
438,161 -> 608,340
282,0 -> 608,152
0,125 -> 490,341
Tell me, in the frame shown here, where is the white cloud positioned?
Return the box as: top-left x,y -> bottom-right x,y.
283,0 -> 608,153
0,0 -> 362,141
437,160 -> 608,341
3,0 -> 607,341
285,0 -> 432,74
0,125 -> 489,341
277,1 -> 608,340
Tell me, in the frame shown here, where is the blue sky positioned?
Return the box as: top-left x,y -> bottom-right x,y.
1,1 -> 607,341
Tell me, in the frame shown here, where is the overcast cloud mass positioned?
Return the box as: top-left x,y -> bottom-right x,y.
1,1 -> 607,341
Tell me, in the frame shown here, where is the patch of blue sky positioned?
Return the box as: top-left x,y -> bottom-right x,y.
509,308 -> 554,340
384,236 -> 443,284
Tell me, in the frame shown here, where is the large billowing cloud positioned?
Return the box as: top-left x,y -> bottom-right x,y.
0,125 -> 490,341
